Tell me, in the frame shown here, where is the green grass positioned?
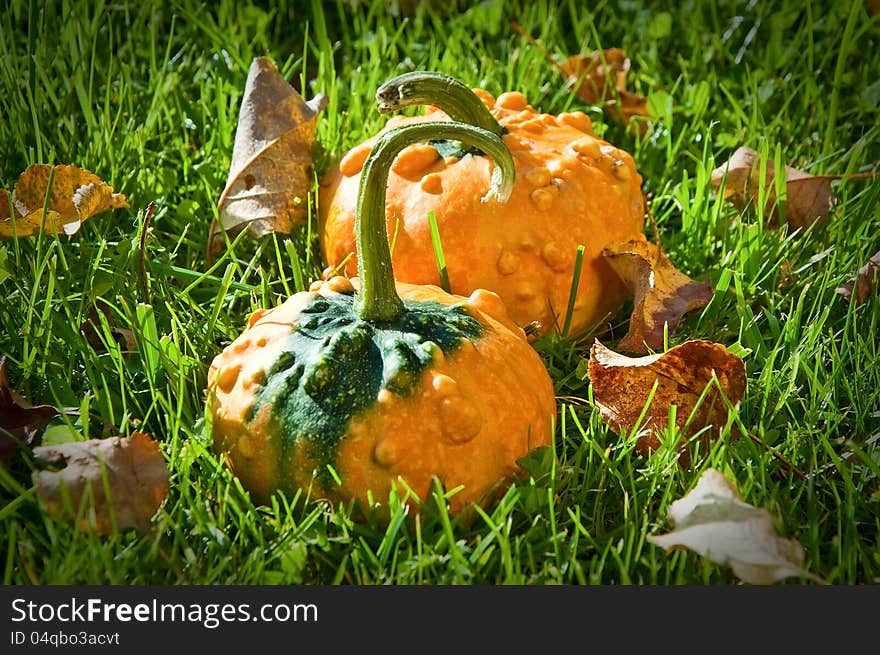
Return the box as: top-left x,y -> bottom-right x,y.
1,0 -> 878,584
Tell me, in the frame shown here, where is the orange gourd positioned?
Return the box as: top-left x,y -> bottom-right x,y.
207,119 -> 555,516
320,72 -> 647,337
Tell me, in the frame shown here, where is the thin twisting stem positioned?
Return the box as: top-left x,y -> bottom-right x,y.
375,71 -> 504,137
355,121 -> 515,322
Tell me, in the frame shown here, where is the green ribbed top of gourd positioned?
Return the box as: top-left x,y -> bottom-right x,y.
206,106 -> 548,511
245,288 -> 482,487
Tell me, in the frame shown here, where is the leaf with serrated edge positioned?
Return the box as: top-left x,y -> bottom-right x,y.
211,57 -> 327,248
648,468 -> 824,584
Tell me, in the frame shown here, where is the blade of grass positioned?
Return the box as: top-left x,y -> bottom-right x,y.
562,244 -> 585,338
426,210 -> 450,293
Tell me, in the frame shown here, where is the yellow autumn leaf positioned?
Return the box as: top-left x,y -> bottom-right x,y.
0,164 -> 128,239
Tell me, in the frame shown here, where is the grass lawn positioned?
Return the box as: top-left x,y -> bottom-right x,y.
1,0 -> 878,585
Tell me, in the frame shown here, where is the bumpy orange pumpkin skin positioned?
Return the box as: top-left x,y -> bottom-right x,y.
320,89 -> 646,337
207,276 -> 556,515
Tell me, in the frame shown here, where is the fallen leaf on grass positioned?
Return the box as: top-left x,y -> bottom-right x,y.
603,90 -> 651,135
0,165 -> 128,239
648,468 -> 824,584
208,56 -> 328,254
603,239 -> 713,353
0,355 -> 62,466
559,50 -> 651,134
32,432 -> 169,534
836,248 -> 880,305
509,22 -> 651,134
710,146 -> 875,231
558,47 -> 629,105
80,306 -> 137,353
588,339 -> 746,456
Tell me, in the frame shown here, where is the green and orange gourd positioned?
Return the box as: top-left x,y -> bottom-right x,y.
207,118 -> 556,515
319,71 -> 647,338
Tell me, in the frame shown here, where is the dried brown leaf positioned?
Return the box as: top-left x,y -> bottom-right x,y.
80,307 -> 137,353
710,146 -> 875,231
508,22 -> 650,135
606,90 -> 651,135
603,239 -> 713,354
32,432 -> 169,534
559,48 -> 630,105
588,339 -> 746,455
0,355 -> 61,466
837,248 -> 880,305
0,165 -> 128,239
209,57 -> 327,252
648,468 -> 824,584
561,50 -> 651,135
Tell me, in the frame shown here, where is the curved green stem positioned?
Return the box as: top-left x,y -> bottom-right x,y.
376,71 -> 504,137
355,121 -> 516,323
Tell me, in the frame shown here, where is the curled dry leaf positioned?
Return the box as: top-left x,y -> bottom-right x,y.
603,239 -> 713,354
209,56 -> 328,253
836,248 -> 880,305
588,339 -> 746,455
0,165 -> 128,239
0,355 -> 62,466
508,22 -> 650,134
32,432 -> 169,534
648,468 -> 824,584
710,146 -> 875,231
